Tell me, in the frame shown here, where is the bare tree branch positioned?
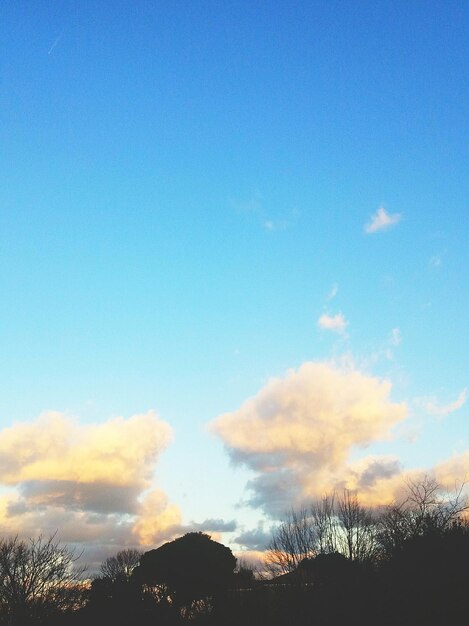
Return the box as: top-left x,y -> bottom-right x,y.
0,534 -> 86,624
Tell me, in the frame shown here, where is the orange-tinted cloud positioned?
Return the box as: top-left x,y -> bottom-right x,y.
210,361 -> 407,515
211,361 -> 469,516
0,411 -> 181,564
132,488 -> 182,546
0,411 -> 171,487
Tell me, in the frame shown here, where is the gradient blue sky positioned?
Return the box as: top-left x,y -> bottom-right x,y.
1,1 -> 468,563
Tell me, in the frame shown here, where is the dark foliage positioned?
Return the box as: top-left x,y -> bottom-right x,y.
2,481 -> 468,626
134,532 -> 237,609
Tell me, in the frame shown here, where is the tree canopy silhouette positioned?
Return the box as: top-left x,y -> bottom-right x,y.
134,532 -> 236,608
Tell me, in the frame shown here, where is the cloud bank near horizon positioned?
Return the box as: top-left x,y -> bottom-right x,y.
1,371 -> 467,565
210,361 -> 469,517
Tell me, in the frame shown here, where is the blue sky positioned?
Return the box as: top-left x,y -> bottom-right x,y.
1,0 -> 468,565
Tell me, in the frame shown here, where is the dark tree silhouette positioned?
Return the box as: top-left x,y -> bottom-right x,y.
134,532 -> 237,610
379,521 -> 469,626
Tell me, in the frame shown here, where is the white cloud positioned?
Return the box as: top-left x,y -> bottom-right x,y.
365,207 -> 401,234
210,361 -> 407,516
211,362 -> 469,517
0,411 -> 181,558
424,388 -> 468,417
317,313 -> 348,334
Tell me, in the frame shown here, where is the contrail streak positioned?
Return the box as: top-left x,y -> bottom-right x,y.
48,33 -> 63,55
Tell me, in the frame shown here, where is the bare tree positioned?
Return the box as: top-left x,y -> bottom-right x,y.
0,534 -> 86,625
100,548 -> 142,582
310,493 -> 338,555
336,490 -> 377,562
405,476 -> 467,532
377,475 -> 468,557
266,491 -> 379,576
265,508 -> 316,575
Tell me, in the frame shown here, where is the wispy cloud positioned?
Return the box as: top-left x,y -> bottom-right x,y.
424,388 -> 467,418
326,283 -> 339,301
366,328 -> 403,364
365,207 -> 401,234
317,313 -> 348,335
382,327 -> 402,360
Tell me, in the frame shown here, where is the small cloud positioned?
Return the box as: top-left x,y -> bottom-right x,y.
365,207 -> 401,234
317,313 -> 348,335
186,518 -> 237,533
234,524 -> 271,551
357,457 -> 402,488
326,283 -> 339,301
424,388 -> 468,418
